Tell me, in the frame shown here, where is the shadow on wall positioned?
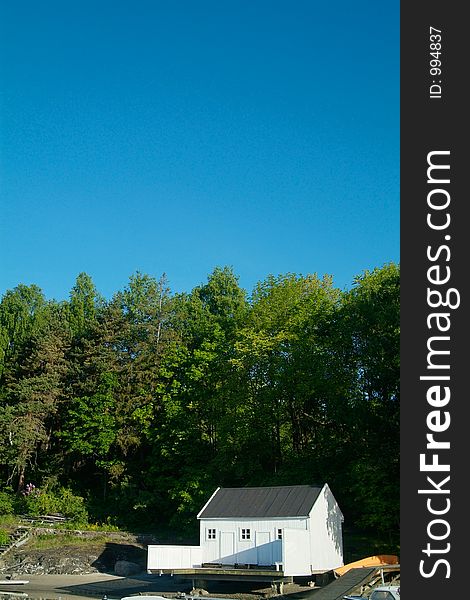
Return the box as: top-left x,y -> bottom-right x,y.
325,487 -> 344,557
208,540 -> 282,566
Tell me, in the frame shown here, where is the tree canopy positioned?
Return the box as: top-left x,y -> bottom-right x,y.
0,264 -> 399,543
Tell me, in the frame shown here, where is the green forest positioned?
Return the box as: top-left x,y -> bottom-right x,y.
0,264 -> 399,546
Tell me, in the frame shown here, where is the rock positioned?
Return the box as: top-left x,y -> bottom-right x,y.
114,560 -> 142,576
0,533 -> 147,576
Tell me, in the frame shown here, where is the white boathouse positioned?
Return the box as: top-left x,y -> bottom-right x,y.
147,483 -> 344,578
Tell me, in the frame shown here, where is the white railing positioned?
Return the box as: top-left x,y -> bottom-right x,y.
147,545 -> 202,571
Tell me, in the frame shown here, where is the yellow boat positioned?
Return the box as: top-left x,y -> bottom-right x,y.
334,555 -> 399,577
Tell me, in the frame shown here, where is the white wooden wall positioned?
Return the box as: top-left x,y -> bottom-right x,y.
282,528 -> 311,576
199,517 -> 307,565
147,544 -> 202,570
308,484 -> 344,570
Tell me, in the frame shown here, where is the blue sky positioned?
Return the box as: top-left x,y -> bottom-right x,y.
0,1 -> 399,301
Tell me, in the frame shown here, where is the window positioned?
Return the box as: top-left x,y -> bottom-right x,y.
277,528 -> 283,540
240,528 -> 251,540
207,528 -> 216,540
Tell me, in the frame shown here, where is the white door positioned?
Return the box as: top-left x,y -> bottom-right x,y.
220,531 -> 235,562
256,531 -> 272,565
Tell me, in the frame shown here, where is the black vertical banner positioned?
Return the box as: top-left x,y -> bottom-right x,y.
401,2 -> 467,598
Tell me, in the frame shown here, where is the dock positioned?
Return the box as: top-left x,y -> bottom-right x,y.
148,565 -> 296,594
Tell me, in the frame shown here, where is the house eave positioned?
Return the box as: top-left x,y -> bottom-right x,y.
199,515 -> 310,520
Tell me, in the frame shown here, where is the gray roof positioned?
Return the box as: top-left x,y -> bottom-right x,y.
198,485 -> 323,519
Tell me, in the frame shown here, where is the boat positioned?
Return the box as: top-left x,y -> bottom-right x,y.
120,596 -> 168,600
334,555 -> 399,577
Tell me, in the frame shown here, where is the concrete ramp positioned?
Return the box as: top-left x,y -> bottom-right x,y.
295,567 -> 376,600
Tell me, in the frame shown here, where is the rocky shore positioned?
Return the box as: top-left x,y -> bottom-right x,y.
0,531 -> 148,577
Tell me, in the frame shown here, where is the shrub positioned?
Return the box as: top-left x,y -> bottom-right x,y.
0,491 -> 14,516
57,488 -> 88,524
0,529 -> 9,545
21,489 -> 59,516
19,485 -> 88,525
85,517 -> 120,531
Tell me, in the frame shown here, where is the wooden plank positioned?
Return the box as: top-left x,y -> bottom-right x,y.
294,568 -> 377,600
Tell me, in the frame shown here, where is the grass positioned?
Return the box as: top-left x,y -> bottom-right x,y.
0,529 -> 10,545
27,533 -> 118,550
0,514 -> 17,527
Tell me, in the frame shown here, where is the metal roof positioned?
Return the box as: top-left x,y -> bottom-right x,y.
198,485 -> 323,519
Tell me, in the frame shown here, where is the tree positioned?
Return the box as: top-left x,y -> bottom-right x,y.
142,267 -> 249,529
230,272 -> 340,479
329,263 -> 400,535
68,272 -> 102,338
0,299 -> 70,491
0,284 -> 47,382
